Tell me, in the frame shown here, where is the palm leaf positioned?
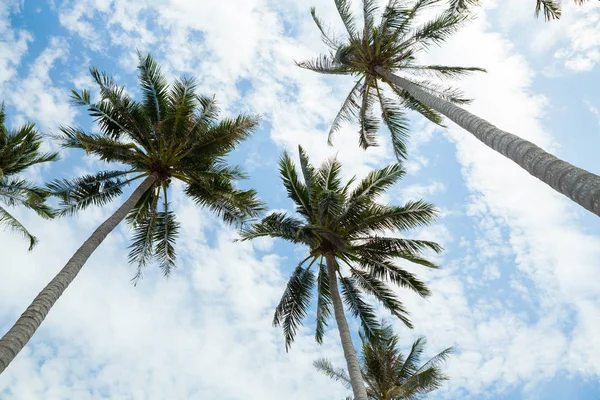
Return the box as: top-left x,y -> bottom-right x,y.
313,358 -> 353,389
315,262 -> 332,344
350,269 -> 413,328
274,263 -> 316,351
340,275 -> 379,339
0,204 -> 37,250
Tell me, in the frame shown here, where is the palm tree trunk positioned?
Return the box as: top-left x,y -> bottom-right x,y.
375,66 -> 600,218
0,174 -> 157,374
325,253 -> 369,400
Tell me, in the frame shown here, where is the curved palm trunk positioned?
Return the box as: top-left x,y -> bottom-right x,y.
0,175 -> 157,374
325,253 -> 369,400
375,67 -> 600,218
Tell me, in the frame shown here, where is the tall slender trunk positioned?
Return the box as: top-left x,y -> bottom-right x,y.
0,175 -> 157,374
325,253 -> 369,400
375,66 -> 600,218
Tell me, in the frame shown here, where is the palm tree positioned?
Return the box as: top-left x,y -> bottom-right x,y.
0,54 -> 265,374
0,103 -> 57,250
315,321 -> 453,400
240,147 -> 441,400
449,0 -> 594,20
300,0 -> 600,217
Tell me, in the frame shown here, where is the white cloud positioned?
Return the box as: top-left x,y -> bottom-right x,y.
8,36 -> 76,132
0,0 -> 32,95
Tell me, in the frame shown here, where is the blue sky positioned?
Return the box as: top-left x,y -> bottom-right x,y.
1,0 -> 600,399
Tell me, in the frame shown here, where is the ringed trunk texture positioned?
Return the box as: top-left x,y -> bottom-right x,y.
0,175 -> 157,374
325,253 -> 369,400
375,66 -> 600,218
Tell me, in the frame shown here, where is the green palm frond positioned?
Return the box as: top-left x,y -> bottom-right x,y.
311,7 -> 343,50
314,358 -> 353,389
129,192 -> 159,283
279,152 -> 312,219
153,189 -> 179,277
190,114 -> 259,155
47,170 -> 134,217
358,80 -> 380,149
273,263 -> 316,351
296,55 -> 351,75
535,0 -> 562,20
352,256 -> 432,297
58,126 -> 141,164
298,145 -> 319,204
0,205 -> 38,250
315,262 -> 332,344
137,52 -> 168,122
340,275 -> 379,339
349,164 -> 405,204
350,269 -> 412,328
334,0 -> 359,39
238,212 -> 303,242
327,77 -> 364,146
374,82 -> 410,161
185,176 -> 264,226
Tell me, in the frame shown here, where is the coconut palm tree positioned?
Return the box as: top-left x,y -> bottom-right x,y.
0,54 -> 265,374
240,148 -> 441,400
300,0 -> 600,217
450,0 -> 594,20
0,103 -> 57,250
315,321 -> 453,400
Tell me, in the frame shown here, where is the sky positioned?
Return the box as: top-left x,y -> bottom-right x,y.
1,0 -> 600,399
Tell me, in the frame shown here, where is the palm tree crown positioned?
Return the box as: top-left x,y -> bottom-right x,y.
240,147 -> 441,349
0,103 -> 58,249
315,321 -> 453,400
299,0 -> 484,160
51,54 -> 265,282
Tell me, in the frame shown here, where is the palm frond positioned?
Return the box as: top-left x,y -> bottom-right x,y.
349,200 -> 438,235
190,114 -> 259,155
137,52 -> 169,122
363,0 -> 379,41
153,191 -> 179,277
47,170 -> 134,216
403,65 -> 485,80
279,152 -> 312,219
340,275 -> 379,339
351,269 -> 413,328
353,256 -> 432,297
273,263 -> 316,351
315,262 -> 332,344
0,204 -> 37,250
298,145 -> 319,205
313,358 -> 353,389
296,54 -> 351,75
334,0 -> 359,39
358,80 -> 380,149
185,176 -> 265,226
318,157 -> 343,192
311,7 -> 343,50
238,212 -> 303,242
128,212 -> 158,283
58,126 -> 140,164
328,77 -> 364,145
408,10 -> 465,51
535,0 -> 561,20
374,81 -> 410,160
350,164 -> 405,203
